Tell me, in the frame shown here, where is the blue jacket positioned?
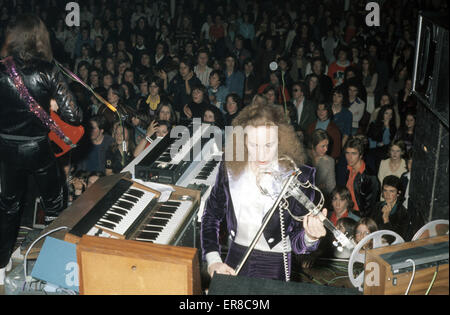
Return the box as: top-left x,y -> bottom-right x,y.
207,85 -> 229,114
225,70 -> 245,98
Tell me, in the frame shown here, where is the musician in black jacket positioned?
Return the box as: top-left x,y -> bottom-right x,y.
0,14 -> 82,281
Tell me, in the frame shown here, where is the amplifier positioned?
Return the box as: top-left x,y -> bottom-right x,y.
364,235 -> 449,295
412,11 -> 448,128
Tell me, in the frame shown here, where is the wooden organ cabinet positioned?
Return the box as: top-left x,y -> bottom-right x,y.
28,172 -> 203,294
364,235 -> 449,295
76,236 -> 201,295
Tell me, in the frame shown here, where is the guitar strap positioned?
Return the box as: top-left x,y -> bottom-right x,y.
0,56 -> 73,146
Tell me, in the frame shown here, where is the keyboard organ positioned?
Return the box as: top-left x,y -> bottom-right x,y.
45,173 -> 202,247
134,123 -> 213,184
130,199 -> 194,244
176,138 -> 222,222
75,180 -> 158,239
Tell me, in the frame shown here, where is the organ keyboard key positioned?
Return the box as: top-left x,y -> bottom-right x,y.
31,173 -> 200,256
135,122 -> 213,184
176,139 -> 222,222
69,180 -> 158,239
133,200 -> 193,244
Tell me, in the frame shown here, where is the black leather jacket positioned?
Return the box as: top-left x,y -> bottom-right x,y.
369,201 -> 409,239
0,57 -> 82,137
352,167 -> 380,217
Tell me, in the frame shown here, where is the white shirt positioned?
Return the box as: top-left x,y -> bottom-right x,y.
294,98 -> 305,125
403,172 -> 410,209
155,54 -> 165,65
229,165 -> 291,253
201,22 -> 210,40
349,98 -> 366,128
194,65 -> 212,88
206,164 -> 317,267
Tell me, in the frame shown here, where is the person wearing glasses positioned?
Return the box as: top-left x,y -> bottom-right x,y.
354,218 -> 378,249
136,76 -> 165,118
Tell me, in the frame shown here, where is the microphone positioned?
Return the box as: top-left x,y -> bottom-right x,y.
269,61 -> 288,120
269,61 -> 278,71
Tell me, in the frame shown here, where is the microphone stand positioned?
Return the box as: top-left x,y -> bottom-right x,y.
269,61 -> 289,121
54,59 -> 127,165
281,71 -> 288,121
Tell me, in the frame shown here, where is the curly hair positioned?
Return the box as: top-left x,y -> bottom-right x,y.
225,94 -> 306,178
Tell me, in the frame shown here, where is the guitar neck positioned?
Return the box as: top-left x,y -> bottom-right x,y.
310,208 -> 354,249
291,182 -> 354,249
322,217 -> 342,238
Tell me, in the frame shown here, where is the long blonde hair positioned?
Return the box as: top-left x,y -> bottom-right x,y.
225,94 -> 305,178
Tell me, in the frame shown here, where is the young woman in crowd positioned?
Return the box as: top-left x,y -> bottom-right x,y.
105,122 -> 135,175
208,69 -> 229,113
369,92 -> 401,130
331,86 -> 353,148
184,84 -> 210,121
361,56 -> 378,115
154,102 -> 178,127
98,84 -> 133,127
394,110 -> 416,153
366,105 -> 399,172
133,120 -> 173,158
306,129 -> 336,196
306,103 -> 342,160
202,104 -> 225,130
377,140 -> 407,188
224,93 -> 244,127
354,217 -> 378,250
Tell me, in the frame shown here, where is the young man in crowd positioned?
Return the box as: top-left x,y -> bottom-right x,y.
344,136 -> 380,217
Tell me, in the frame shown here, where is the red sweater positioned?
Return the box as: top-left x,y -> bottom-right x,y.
327,61 -> 351,87
257,83 -> 291,104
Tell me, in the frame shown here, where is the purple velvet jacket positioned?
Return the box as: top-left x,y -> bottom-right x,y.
200,161 -> 320,260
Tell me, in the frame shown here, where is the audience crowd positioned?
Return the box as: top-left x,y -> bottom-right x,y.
2,0 -> 446,268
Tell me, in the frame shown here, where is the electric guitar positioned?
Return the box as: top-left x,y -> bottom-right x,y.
48,110 -> 85,157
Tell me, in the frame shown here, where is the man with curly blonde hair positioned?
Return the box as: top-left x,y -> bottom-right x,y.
201,95 -> 327,281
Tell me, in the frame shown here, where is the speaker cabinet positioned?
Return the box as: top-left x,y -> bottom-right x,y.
412,12 -> 449,128
409,11 -> 449,227
409,104 -> 449,223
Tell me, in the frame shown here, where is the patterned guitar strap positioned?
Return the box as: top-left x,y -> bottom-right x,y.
1,56 -> 73,147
